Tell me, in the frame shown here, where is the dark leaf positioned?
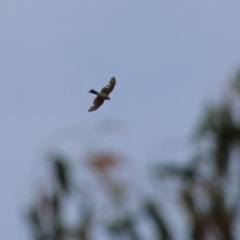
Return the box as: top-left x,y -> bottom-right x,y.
52,155 -> 71,193
144,201 -> 172,240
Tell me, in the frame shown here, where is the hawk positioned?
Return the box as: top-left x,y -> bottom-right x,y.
88,77 -> 116,112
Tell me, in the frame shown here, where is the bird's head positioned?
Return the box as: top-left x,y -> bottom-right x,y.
106,96 -> 110,100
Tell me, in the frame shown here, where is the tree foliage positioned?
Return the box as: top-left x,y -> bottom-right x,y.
26,72 -> 240,240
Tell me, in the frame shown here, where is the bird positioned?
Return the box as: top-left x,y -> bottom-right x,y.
88,77 -> 116,112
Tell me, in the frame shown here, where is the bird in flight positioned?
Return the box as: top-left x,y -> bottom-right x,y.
88,77 -> 116,112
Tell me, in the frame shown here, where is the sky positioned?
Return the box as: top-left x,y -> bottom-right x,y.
1,1 -> 240,239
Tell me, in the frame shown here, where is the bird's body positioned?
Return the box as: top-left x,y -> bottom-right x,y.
89,89 -> 110,100
88,77 -> 116,112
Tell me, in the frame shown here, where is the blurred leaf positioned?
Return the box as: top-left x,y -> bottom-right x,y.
182,189 -> 196,218
108,216 -> 142,240
144,201 -> 172,240
195,105 -> 221,137
230,70 -> 240,95
27,207 -> 41,233
195,101 -> 240,175
153,164 -> 196,182
52,192 -> 60,215
190,220 -> 204,240
208,188 -> 234,239
76,208 -> 92,240
52,155 -> 71,193
89,151 -> 120,172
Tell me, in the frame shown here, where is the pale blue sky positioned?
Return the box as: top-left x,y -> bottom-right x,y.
1,1 -> 240,239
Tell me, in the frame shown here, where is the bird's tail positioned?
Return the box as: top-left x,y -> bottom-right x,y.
89,89 -> 99,95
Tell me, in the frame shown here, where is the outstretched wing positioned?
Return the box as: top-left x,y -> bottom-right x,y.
88,96 -> 104,112
100,77 -> 116,95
